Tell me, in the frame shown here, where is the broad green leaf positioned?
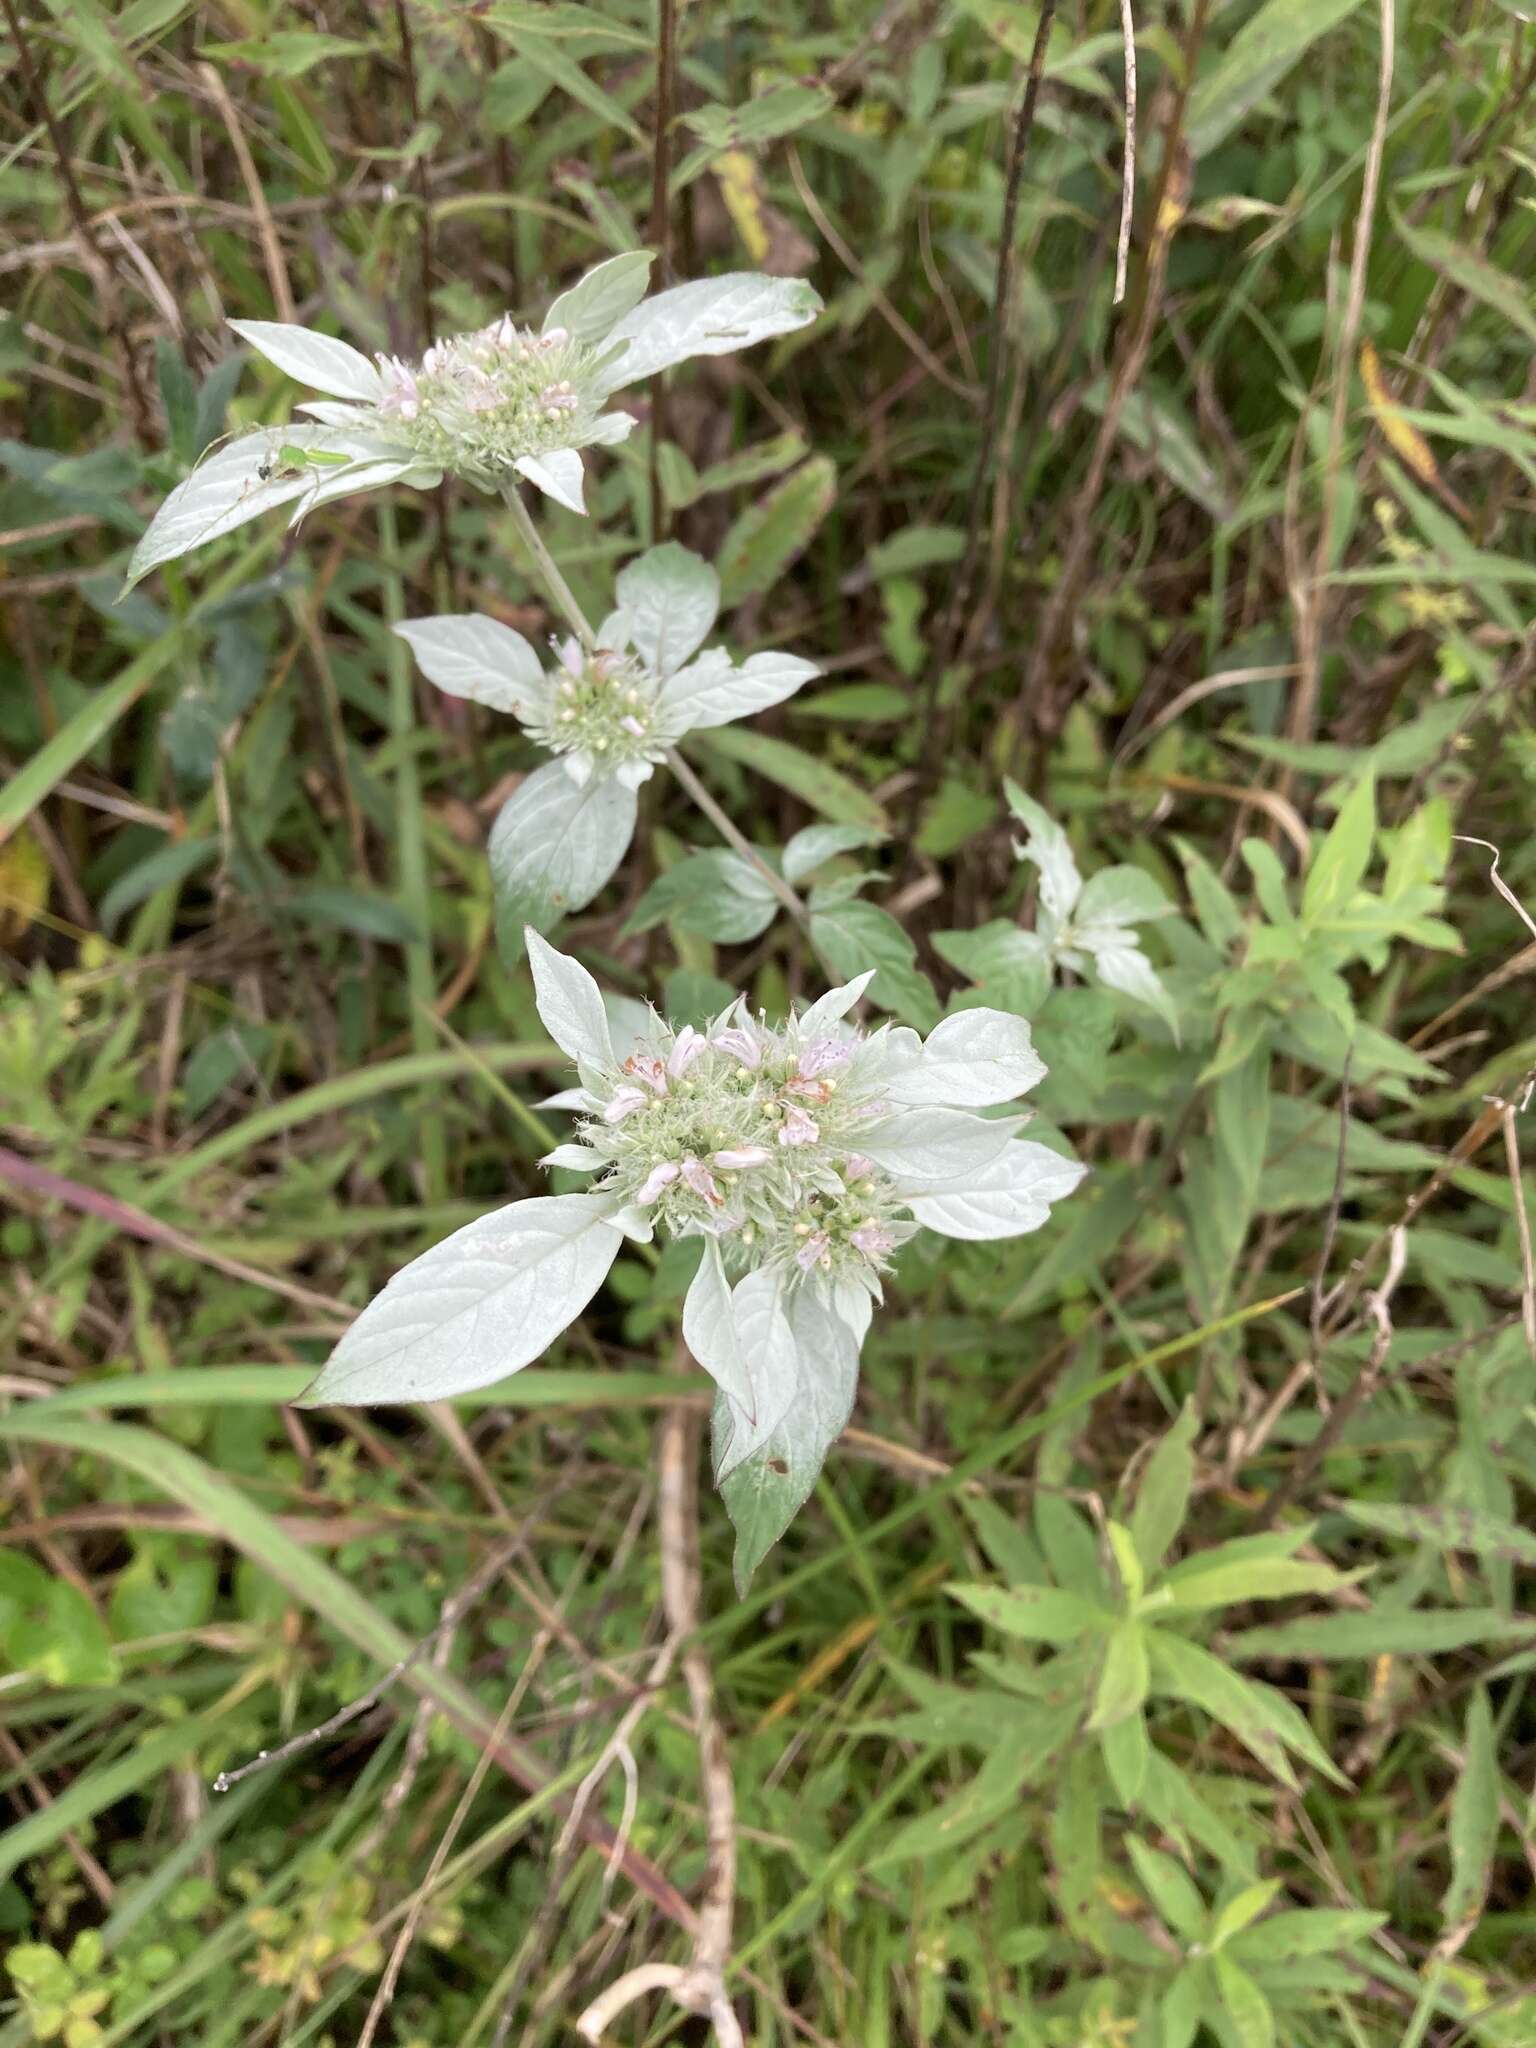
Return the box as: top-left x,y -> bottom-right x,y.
624,849 -> 780,943
543,250 -> 654,345
1229,1908 -> 1386,1965
287,885 -> 423,945
612,539 -> 719,673
1210,1880 -> 1283,1950
1099,1705 -> 1150,1805
869,1704 -> 1077,1867
1211,1954 -> 1275,2048
681,81 -> 833,149
0,1555 -> 118,1688
1126,1836 -> 1206,1940
1160,1556 -> 1360,1610
716,454 -> 836,606
931,920 -> 1054,1016
810,900 -> 939,1029
1338,1499 -> 1536,1568
782,822 -> 883,884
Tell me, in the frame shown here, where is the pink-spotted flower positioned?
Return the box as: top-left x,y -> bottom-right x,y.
302,935 -> 1085,1589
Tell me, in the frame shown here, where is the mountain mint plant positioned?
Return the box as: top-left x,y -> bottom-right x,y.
396,541 -> 818,941
124,254 -> 821,587
303,934 -> 1085,1586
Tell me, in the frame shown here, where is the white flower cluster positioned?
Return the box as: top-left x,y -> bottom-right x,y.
304,937 -> 1087,1584
124,255 -> 822,588
396,540 -> 817,792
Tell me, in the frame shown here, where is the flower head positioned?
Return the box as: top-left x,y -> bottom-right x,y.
125,257 -> 823,588
301,937 -> 1084,1590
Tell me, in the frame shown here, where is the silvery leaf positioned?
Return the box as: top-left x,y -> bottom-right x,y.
394,614 -> 546,714
299,1193 -> 622,1404
662,648 -> 819,731
124,426 -> 355,590
515,448 -> 586,515
603,992 -> 655,1053
296,399 -> 374,426
1004,779 -> 1082,922
614,542 -> 720,676
859,1106 -> 1022,1186
599,274 -> 823,391
1076,864 -> 1175,929
539,1144 -> 602,1171
796,969 -> 877,1035
1083,934 -> 1180,1035
719,1284 -> 862,1592
682,1239 -> 759,1416
543,250 -> 654,345
905,1140 -> 1088,1240
229,320 -> 383,403
588,410 -> 638,445
489,763 -> 636,957
710,1267 -> 801,1481
886,1009 -> 1047,1108
526,929 -> 618,1074
287,452 -> 439,521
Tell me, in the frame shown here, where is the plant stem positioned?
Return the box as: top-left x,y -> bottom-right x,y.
665,746 -> 809,926
379,496 -> 446,1198
500,483 -> 597,651
500,483 -> 810,925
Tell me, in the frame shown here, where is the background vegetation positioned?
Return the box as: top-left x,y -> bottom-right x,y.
2,0 -> 1535,2042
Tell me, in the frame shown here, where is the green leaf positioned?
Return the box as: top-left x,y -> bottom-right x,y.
286,885 -> 423,945
1159,1556 -> 1361,1611
810,900 -> 941,1029
1442,1689 -> 1500,1937
948,1581 -> 1113,1644
1394,212 -> 1536,346
487,761 -> 637,957
1149,1629 -> 1346,1788
1337,1499 -> 1536,1568
716,455 -> 836,606
1211,1954 -> 1275,2048
1210,1880 -> 1283,1950
1089,1619 -> 1151,1729
1099,1705 -> 1150,1806
691,724 -> 887,831
98,835 -> 219,931
1131,1401 -> 1197,1574
1229,1608 -> 1536,1660
931,921 -> 1053,1017
1186,0 -> 1370,156
1302,771 -> 1376,926
1126,1836 -> 1206,1939
201,31 -> 379,75
1228,1908 -> 1386,1965
624,849 -> 780,942
0,1556 -> 118,1689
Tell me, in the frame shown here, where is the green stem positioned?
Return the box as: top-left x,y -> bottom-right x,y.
378,496 -> 445,1197
500,482 -> 810,926
500,482 -> 597,651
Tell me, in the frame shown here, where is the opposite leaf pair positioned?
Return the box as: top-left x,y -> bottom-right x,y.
304,934 -> 1086,1586
396,541 -> 818,946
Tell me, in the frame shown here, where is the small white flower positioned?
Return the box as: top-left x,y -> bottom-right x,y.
713,1025 -> 764,1069
602,1086 -> 649,1124
636,1160 -> 680,1203
777,1104 -> 821,1147
711,1146 -> 772,1170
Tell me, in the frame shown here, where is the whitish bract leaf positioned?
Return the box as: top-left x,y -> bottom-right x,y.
123,426 -> 397,591
543,250 -> 654,345
613,542 -> 720,676
796,969 -> 877,1035
301,1194 -> 622,1404
719,1285 -> 862,1592
662,648 -> 819,731
514,447 -> 586,515
859,1106 -> 1022,1187
489,764 -> 636,955
709,1267 -> 801,1481
1076,865 -> 1173,929
1080,933 -> 1179,1034
886,1008 -> 1047,1108
527,930 -> 617,1073
395,614 -> 545,713
904,1140 -> 1087,1240
1005,778 -> 1082,922
229,320 -> 384,403
599,274 -> 823,390
681,1239 -> 759,1415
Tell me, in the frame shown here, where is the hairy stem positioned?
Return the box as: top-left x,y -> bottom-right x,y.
665,746 -> 809,926
501,483 -> 597,651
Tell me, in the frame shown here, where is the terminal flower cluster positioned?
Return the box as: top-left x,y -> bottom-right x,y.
305,938 -> 1086,1583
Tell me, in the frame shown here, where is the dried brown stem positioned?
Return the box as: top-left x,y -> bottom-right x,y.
648,0 -> 677,540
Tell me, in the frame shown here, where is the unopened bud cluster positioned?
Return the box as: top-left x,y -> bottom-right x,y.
523,637 -> 666,787
581,1009 -> 913,1286
373,320 -> 612,480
